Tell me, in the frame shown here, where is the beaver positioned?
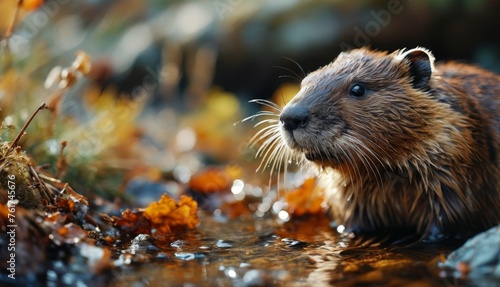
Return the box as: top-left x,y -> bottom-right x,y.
250,47 -> 500,242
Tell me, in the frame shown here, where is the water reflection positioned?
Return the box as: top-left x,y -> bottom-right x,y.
109,213 -> 461,286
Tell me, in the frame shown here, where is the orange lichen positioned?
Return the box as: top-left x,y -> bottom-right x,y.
284,177 -> 325,217
111,209 -> 152,235
144,194 -> 199,234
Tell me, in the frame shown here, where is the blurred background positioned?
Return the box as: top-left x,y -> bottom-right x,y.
1,0 -> 500,200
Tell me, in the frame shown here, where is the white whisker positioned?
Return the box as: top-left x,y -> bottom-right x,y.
244,98 -> 309,196
254,118 -> 280,127
240,111 -> 280,123
334,140 -> 357,186
249,123 -> 279,144
347,137 -> 379,189
260,138 -> 286,172
249,99 -> 283,112
256,131 -> 281,158
269,143 -> 287,179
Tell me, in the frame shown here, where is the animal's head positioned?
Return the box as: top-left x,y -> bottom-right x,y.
281,48 -> 440,170
247,47 -> 445,178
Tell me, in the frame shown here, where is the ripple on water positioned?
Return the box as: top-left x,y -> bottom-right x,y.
108,213 -> 470,286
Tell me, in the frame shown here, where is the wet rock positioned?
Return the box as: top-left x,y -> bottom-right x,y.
156,253 -> 169,260
257,233 -> 280,246
175,252 -> 207,261
128,234 -> 160,254
216,239 -> 233,248
442,225 -> 500,280
170,239 -> 187,250
281,238 -> 308,249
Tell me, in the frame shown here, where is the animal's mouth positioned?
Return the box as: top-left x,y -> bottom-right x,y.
281,129 -> 326,162
279,119 -> 346,165
285,135 -> 343,166
280,128 -> 300,149
284,137 -> 326,162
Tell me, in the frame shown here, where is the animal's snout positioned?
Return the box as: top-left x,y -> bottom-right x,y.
280,105 -> 310,131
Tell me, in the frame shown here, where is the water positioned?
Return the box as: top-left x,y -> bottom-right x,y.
106,213 -> 463,287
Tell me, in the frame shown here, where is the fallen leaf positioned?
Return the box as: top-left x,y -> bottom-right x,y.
188,166 -> 233,193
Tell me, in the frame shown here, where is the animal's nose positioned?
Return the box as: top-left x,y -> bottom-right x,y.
280,105 -> 310,131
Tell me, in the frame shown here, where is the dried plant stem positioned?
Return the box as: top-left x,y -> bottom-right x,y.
29,164 -> 53,203
8,102 -> 47,152
4,0 -> 23,46
2,0 -> 23,70
55,140 -> 67,178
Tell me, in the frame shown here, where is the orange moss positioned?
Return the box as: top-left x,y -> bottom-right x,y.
144,194 -> 199,234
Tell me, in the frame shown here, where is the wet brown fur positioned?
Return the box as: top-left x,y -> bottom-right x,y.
274,47 -> 500,242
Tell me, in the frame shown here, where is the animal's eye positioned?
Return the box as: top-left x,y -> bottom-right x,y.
349,84 -> 366,98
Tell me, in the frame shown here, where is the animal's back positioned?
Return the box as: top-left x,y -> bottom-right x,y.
438,62 -> 500,167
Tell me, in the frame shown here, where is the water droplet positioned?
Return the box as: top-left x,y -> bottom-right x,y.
174,252 -> 207,260
336,225 -> 346,234
243,270 -> 264,285
251,187 -> 263,197
278,210 -> 290,222
225,268 -> 238,278
170,239 -> 187,250
231,179 -> 245,194
281,238 -> 307,248
213,209 -> 222,217
216,239 -> 233,248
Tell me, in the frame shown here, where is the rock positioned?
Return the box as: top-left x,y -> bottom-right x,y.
442,225 -> 500,281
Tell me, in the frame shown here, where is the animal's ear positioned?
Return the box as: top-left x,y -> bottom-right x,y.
397,47 -> 435,90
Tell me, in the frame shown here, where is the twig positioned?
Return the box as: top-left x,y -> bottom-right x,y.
55,140 -> 67,179
2,0 -> 23,70
8,102 -> 47,152
29,163 -> 53,204
4,0 -> 23,47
